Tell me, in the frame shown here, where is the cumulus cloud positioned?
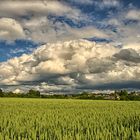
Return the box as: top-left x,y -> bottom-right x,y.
0,39 -> 140,92
0,0 -> 140,93
114,49 -> 140,63
0,18 -> 25,41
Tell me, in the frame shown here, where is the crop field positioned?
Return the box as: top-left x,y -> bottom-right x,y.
0,98 -> 140,140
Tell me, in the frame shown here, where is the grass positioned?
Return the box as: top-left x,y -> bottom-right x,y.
0,98 -> 140,140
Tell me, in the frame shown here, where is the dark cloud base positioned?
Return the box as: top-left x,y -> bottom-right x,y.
77,81 -> 140,91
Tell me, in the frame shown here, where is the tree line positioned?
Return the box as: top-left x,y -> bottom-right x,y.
0,89 -> 140,101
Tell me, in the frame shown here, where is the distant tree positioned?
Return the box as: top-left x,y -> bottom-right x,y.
81,91 -> 89,95
6,91 -> 17,97
0,89 -> 4,97
118,90 -> 128,100
27,89 -> 40,98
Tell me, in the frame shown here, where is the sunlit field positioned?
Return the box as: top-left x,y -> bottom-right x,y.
0,98 -> 140,140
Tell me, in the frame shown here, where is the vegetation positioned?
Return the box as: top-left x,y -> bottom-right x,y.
0,99 -> 140,140
0,89 -> 41,98
0,89 -> 140,101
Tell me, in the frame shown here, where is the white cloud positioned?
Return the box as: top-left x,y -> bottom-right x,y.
0,39 -> 140,92
126,9 -> 140,21
22,17 -> 109,42
0,18 -> 25,41
69,0 -> 120,8
102,0 -> 120,7
107,19 -> 120,26
69,0 -> 93,5
0,1 -> 80,18
13,88 -> 23,94
0,0 -> 139,45
0,1 -> 99,42
94,0 -> 121,9
0,0 -> 125,44
69,26 -> 109,39
0,0 -> 85,28
123,43 -> 140,51
102,8 -> 140,48
118,23 -> 140,46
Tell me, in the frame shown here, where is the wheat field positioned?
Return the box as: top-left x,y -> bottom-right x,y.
0,98 -> 140,140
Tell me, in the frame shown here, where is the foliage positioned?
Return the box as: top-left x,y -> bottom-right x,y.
26,89 -> 40,98
0,89 -> 4,97
0,89 -> 140,101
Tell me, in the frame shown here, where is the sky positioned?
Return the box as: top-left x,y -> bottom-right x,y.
0,0 -> 140,93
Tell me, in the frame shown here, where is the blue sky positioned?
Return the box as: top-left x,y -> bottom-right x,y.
0,40 -> 40,62
0,0 -> 140,61
0,0 -> 140,92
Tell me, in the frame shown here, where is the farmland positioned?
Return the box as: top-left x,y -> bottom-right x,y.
0,98 -> 140,140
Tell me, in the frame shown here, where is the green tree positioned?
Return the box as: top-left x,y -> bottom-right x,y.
0,89 -> 4,97
119,90 -> 128,100
27,89 -> 40,98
